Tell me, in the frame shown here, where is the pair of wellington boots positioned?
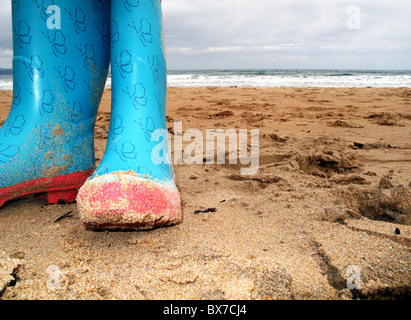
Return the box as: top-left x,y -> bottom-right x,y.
0,0 -> 181,230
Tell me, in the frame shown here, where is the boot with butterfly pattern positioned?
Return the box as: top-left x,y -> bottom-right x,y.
0,0 -> 110,207
77,0 -> 182,230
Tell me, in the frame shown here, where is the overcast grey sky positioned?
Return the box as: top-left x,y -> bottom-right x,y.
0,0 -> 410,70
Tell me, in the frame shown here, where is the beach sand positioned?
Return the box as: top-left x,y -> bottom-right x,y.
0,87 -> 410,300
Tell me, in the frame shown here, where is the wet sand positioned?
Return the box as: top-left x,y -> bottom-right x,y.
0,87 -> 410,300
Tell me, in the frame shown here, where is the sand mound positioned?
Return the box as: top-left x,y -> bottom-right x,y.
343,185 -> 411,225
296,149 -> 358,178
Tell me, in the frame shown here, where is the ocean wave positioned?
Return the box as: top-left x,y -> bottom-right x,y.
327,73 -> 355,77
0,70 -> 410,89
167,70 -> 411,88
0,80 -> 12,90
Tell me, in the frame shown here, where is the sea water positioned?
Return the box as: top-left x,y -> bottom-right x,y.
0,69 -> 410,89
165,69 -> 411,88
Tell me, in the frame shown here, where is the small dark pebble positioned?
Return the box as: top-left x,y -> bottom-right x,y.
353,142 -> 364,149
395,228 -> 401,235
194,208 -> 217,214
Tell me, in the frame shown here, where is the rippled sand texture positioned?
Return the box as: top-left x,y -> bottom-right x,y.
0,87 -> 410,299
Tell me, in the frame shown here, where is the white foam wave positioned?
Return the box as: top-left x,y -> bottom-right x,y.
1,72 -> 410,90
166,74 -> 411,88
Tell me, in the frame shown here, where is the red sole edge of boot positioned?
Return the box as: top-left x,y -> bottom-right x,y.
0,170 -> 94,208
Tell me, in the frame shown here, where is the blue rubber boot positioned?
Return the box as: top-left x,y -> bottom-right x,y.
77,0 -> 182,230
0,0 -> 110,207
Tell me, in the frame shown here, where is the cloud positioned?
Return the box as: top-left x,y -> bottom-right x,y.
162,0 -> 411,70
0,1 -> 12,68
0,0 -> 409,70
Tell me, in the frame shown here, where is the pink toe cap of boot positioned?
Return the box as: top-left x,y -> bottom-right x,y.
77,172 -> 182,230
